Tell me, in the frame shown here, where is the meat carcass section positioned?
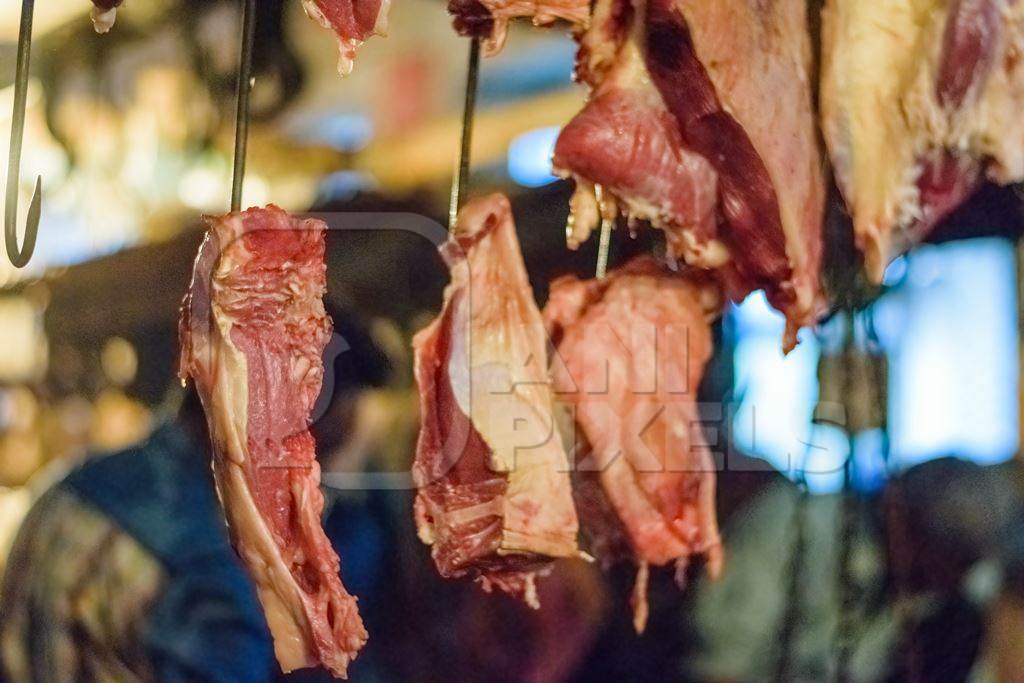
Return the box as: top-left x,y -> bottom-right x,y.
413,194 -> 579,607
554,0 -> 825,351
448,0 -> 589,54
302,0 -> 391,74
180,206 -> 366,678
821,0 -> 1024,281
543,256 -> 724,632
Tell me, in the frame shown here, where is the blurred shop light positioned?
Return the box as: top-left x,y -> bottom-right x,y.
241,175 -> 270,207
286,111 -> 374,152
731,238 -> 1018,493
882,254 -> 908,286
729,292 -> 825,488
101,337 -> 139,387
315,171 -> 376,204
179,164 -> 228,210
873,238 -> 1017,467
0,298 -> 46,382
507,126 -> 560,187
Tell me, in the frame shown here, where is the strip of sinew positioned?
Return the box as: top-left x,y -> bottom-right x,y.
180,206 -> 365,678
412,194 -> 579,606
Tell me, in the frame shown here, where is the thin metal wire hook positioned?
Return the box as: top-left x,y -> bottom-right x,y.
231,0 -> 257,212
5,0 -> 42,269
448,38 -> 480,233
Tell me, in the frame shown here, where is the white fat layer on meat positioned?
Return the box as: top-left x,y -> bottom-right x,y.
823,0 -> 1024,281
195,242 -> 316,673
91,6 -> 117,33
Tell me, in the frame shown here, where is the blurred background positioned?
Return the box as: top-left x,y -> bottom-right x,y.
4,1 -> 1024,682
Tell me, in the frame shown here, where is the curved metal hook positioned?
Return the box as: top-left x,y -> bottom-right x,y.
5,0 -> 41,269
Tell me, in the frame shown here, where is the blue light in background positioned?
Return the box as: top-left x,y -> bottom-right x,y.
873,238 -> 1018,467
729,292 -> 824,486
729,237 -> 1018,493
285,111 -> 374,152
507,126 -> 560,187
315,171 -> 376,204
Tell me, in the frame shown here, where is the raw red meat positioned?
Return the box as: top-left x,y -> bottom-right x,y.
554,0 -> 825,351
543,256 -> 724,632
821,0 -> 1024,281
448,0 -> 589,54
412,193 -> 579,606
302,0 -> 390,74
90,0 -> 124,33
179,206 -> 365,678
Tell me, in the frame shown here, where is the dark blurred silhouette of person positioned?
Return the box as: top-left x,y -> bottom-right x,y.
0,309 -> 388,683
677,456 -> 1024,683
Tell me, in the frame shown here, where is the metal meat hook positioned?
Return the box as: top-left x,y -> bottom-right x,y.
448,37 -> 481,233
231,0 -> 257,212
5,0 -> 42,269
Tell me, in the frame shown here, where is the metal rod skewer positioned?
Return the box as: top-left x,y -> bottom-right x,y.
230,0 -> 257,213
448,38 -> 481,232
5,0 -> 42,269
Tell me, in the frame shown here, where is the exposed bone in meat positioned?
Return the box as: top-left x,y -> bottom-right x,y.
821,0 -> 1024,281
555,0 -> 825,351
180,206 -> 366,678
302,0 -> 391,74
90,0 -> 124,33
412,193 -> 579,606
543,256 -> 724,632
448,0 -> 589,54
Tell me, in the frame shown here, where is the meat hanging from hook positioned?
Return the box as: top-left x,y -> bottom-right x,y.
5,0 -> 42,270
231,0 -> 257,212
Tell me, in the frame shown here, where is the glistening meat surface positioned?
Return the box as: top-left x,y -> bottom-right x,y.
180,206 -> 365,678
412,193 -> 579,606
543,256 -> 724,632
302,0 -> 391,74
821,0 -> 1024,281
554,0 -> 825,351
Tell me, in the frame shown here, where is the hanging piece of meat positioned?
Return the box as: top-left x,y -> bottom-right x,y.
448,0 -> 589,54
554,0 -> 825,351
543,256 -> 724,632
822,0 -> 1024,282
90,0 -> 124,33
413,193 -> 580,607
180,206 -> 366,678
302,0 -> 391,74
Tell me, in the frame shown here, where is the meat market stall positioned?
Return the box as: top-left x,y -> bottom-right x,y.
2,0 -> 1024,681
